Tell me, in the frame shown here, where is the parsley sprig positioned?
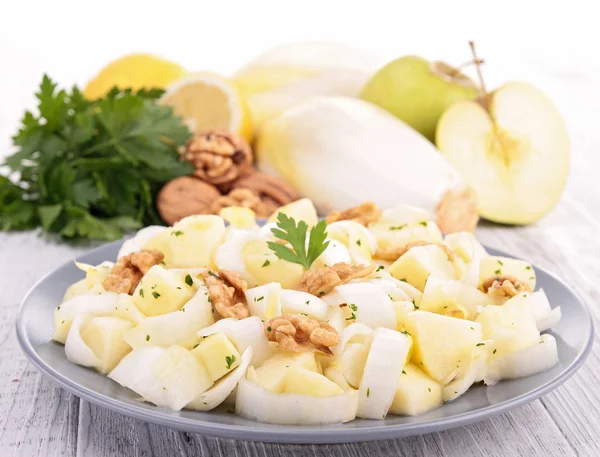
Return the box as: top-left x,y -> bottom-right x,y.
0,75 -> 193,240
267,213 -> 329,270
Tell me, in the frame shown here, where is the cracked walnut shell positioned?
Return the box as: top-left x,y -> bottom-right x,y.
182,130 -> 253,186
265,313 -> 340,355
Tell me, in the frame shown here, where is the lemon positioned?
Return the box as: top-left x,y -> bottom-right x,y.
83,53 -> 186,100
160,72 -> 253,142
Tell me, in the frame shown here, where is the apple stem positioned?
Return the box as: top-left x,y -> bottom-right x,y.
469,41 -> 491,112
449,59 -> 485,79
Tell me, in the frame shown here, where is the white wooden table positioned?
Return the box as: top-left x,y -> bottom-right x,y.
2,2 -> 600,454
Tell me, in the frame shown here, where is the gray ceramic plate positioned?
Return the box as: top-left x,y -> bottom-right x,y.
16,240 -> 594,444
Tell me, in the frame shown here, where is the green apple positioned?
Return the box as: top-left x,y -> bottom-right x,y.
361,56 -> 479,142
436,81 -> 569,224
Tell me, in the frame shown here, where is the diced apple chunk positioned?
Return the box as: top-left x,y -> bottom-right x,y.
342,343 -> 369,388
420,276 -> 490,319
392,300 -> 415,330
389,363 -> 442,416
268,198 -> 318,227
284,367 -> 344,397
62,279 -> 90,302
253,352 -> 319,393
242,240 -> 305,289
132,265 -> 195,316
475,292 -> 540,359
166,215 -> 226,269
388,245 -> 456,291
405,311 -> 483,384
280,290 -> 329,321
479,256 -> 536,292
192,332 -> 241,382
80,316 -> 133,373
370,222 -> 443,253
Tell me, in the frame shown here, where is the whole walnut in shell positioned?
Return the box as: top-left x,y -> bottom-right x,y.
157,176 -> 220,225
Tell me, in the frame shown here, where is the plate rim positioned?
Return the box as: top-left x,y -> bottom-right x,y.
15,240 -> 595,444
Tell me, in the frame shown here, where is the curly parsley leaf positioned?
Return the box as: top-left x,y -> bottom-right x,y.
267,213 -> 329,270
0,75 -> 193,240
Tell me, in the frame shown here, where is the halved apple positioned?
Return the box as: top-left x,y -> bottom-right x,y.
436,82 -> 569,224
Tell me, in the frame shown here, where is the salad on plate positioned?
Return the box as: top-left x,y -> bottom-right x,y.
53,198 -> 562,425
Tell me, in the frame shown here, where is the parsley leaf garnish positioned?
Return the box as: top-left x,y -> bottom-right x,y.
225,355 -> 236,370
267,213 -> 329,270
0,75 -> 192,240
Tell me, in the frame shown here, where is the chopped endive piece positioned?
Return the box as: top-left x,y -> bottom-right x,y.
358,328 -> 411,419
118,225 -> 167,259
197,317 -> 272,367
333,283 -> 396,330
62,278 -> 91,302
420,276 -> 490,320
326,221 -> 377,265
214,230 -> 265,286
339,323 -> 374,354
442,346 -> 486,402
443,232 -> 488,265
187,347 -> 253,411
526,289 -> 562,332
392,300 -> 415,330
323,366 -> 355,392
65,313 -> 103,370
369,222 -> 443,253
114,294 -> 147,325
246,282 -> 282,320
132,265 -> 195,316
74,261 -> 114,288
219,206 -> 258,229
166,215 -> 226,269
388,244 -> 455,291
342,342 -> 369,388
236,368 -> 358,424
484,334 -> 558,385
192,332 -> 241,382
378,205 -> 432,226
279,289 -> 329,321
314,239 -> 352,269
389,363 -> 442,416
123,285 -> 214,350
54,292 -> 119,344
268,198 -> 319,227
253,352 -> 319,393
475,292 -> 540,359
479,256 -> 536,293
79,316 -> 134,373
405,311 -> 483,385
284,367 -> 344,397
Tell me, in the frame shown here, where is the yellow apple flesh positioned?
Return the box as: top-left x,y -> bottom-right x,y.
436,82 -> 569,224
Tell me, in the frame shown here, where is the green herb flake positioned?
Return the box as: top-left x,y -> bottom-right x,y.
366,388 -> 370,398
267,326 -> 272,332
356,239 -> 362,246
401,330 -> 411,336
476,343 -> 485,346
57,306 -> 60,311
497,260 -> 504,266
428,387 -> 432,392
402,370 -> 407,375
389,224 -> 407,231
525,266 -> 532,270
139,289 -> 144,298
152,291 -> 160,299
305,300 -> 310,305
208,271 -> 222,280
262,259 -> 271,268
61,320 -> 65,324
256,296 -> 264,302
179,308 -> 185,312
146,335 -> 150,342
493,349 -> 497,354
225,355 -> 236,370
185,274 -> 193,286
419,221 -> 428,227
349,304 -> 358,312
267,214 -> 329,270
171,230 -> 184,237
193,343 -> 200,349
376,265 -> 385,272
494,269 -> 502,275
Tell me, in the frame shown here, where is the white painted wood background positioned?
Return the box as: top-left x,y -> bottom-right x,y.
1,1 -> 600,455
